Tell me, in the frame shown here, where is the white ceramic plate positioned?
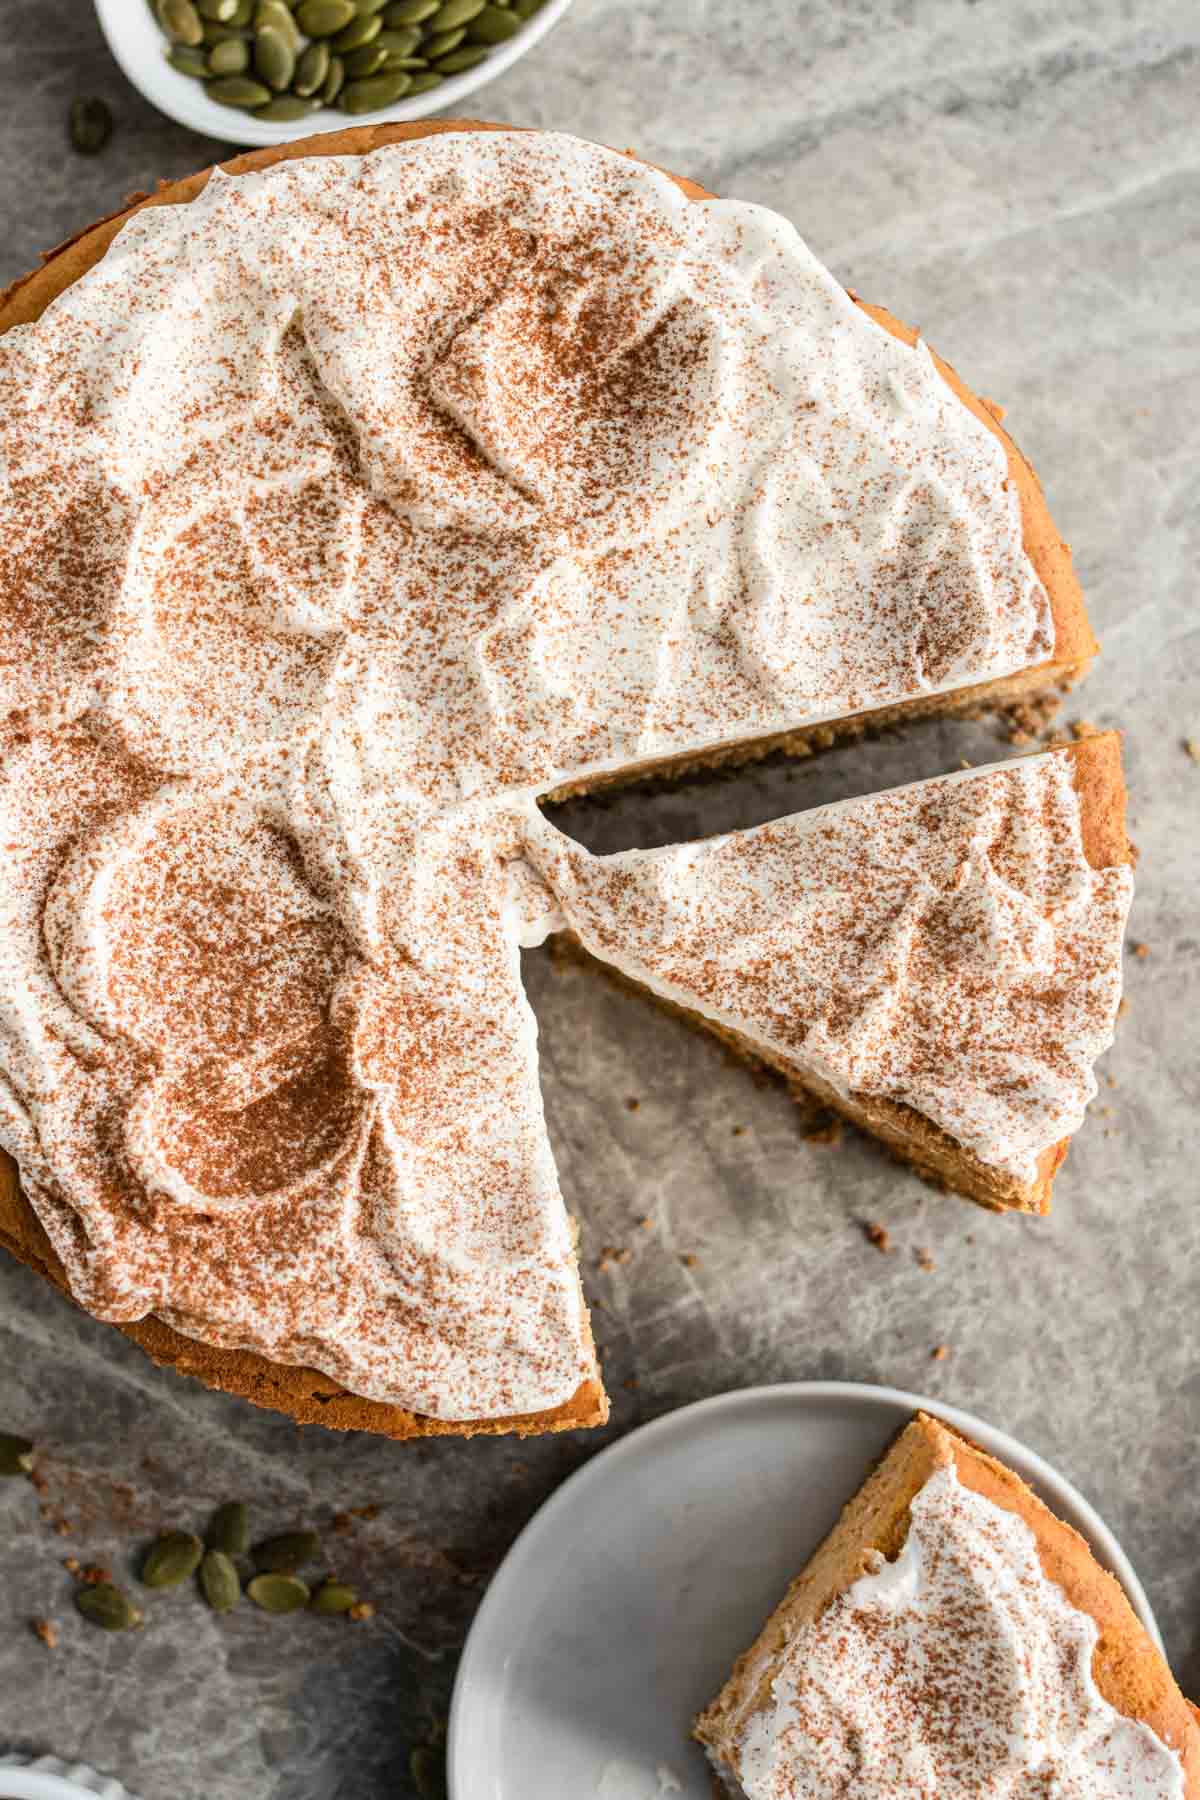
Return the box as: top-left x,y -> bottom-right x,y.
93,0 -> 574,149
448,1382 -> 1162,1800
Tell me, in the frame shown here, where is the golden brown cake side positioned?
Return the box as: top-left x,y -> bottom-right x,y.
696,1412 -> 1200,1795
0,119 -> 1098,1432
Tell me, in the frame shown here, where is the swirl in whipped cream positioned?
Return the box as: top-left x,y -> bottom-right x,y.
729,1465 -> 1186,1798
0,131 -> 1095,1419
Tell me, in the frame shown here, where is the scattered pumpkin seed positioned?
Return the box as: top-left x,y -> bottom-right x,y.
384,0 -> 439,20
206,1500 -> 249,1556
142,1529 -> 204,1589
293,39 -> 331,92
340,68 -> 411,108
433,42 -> 487,70
248,1572 -> 310,1613
197,0 -> 239,18
467,3 -> 520,40
76,1583 -> 143,1632
200,1549 -> 242,1613
0,1432 -> 34,1477
254,24 -> 296,89
252,1529 -> 321,1574
68,96 -> 114,155
344,42 -> 389,74
403,67 -> 444,91
158,0 -> 204,45
331,11 -> 383,48
207,36 -> 250,72
296,0 -> 356,31
377,25 -> 421,52
422,25 -> 464,56
257,92 -> 323,116
321,52 -> 346,100
310,1580 -> 358,1615
206,72 -> 274,105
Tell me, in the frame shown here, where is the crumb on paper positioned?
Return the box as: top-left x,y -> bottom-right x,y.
636,1215 -> 653,1232
52,1517 -> 72,1537
993,692 -> 1062,744
81,1563 -> 112,1585
31,1618 -> 58,1650
624,1096 -> 640,1112
1184,737 -> 1200,763
679,1252 -> 700,1270
623,1376 -> 640,1393
1117,996 -> 1130,1019
805,1114 -> 842,1147
1132,941 -> 1149,959
1071,718 -> 1100,739
348,1600 -> 375,1622
863,1220 -> 893,1254
731,1124 -> 746,1137
932,1344 -> 950,1362
1105,1072 -> 1118,1088
915,1248 -> 936,1273
62,1556 -> 81,1575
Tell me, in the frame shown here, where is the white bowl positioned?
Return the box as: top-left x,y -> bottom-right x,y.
93,0 -> 574,148
448,1382 -> 1164,1800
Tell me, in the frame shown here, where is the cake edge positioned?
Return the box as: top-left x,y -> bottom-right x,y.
695,1410 -> 1200,1796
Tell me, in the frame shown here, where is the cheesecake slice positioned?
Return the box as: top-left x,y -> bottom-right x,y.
697,1413 -> 1200,1797
529,734 -> 1133,1213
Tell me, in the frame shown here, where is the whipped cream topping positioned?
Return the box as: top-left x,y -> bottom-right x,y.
523,750 -> 1132,1184
727,1465 -> 1186,1799
0,130 -> 1070,1418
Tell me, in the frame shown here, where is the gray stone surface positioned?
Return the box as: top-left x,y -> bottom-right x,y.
0,2 -> 1197,1795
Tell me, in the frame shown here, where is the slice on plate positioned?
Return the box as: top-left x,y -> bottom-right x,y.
696,1411 -> 1200,1797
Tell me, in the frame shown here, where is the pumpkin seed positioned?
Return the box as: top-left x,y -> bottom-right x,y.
248,1572 -> 310,1613
207,35 -> 250,71
206,1500 -> 249,1556
201,19 -> 250,41
427,0 -> 484,27
382,53 -> 429,66
310,1580 -> 358,1615
331,11 -> 382,48
511,0 -> 543,15
206,72 -> 274,105
254,24 -> 295,88
344,42 -> 389,73
384,0 -> 438,20
0,1432 -> 33,1477
293,39 -> 331,91
422,25 -> 463,55
256,0 -> 305,51
158,0 -> 205,44
321,53 -> 346,99
339,68 -> 412,108
200,1549 -> 242,1613
142,1529 -> 204,1588
168,42 -> 210,74
76,1583 -> 143,1632
296,0 -> 356,31
403,68 -> 443,91
354,0 -> 391,11
67,96 -> 114,154
467,3 -> 519,40
433,42 -> 487,70
256,92 -> 322,116
377,25 -> 421,52
198,0 -> 239,17
252,1529 -> 321,1574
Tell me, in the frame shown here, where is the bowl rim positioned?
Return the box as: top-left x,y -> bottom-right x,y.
92,0 -> 575,148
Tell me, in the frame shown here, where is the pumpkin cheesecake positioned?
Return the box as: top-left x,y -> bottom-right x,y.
697,1412 -> 1200,1797
0,122 -> 1118,1437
